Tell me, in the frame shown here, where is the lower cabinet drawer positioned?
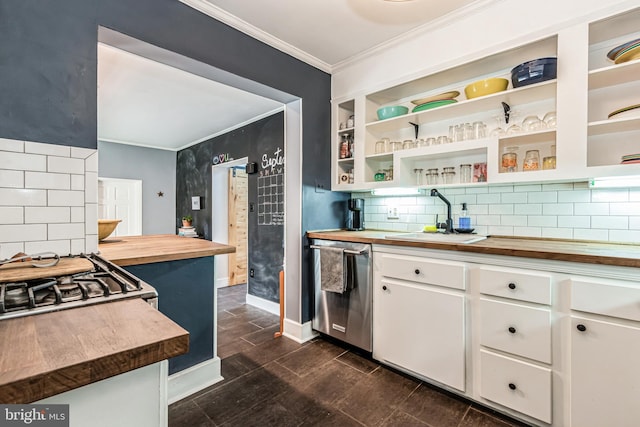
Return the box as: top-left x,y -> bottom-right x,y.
480,298 -> 551,364
571,277 -> 640,322
480,350 -> 552,424
380,254 -> 465,290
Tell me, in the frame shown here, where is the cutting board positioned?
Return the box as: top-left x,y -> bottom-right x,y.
0,257 -> 94,283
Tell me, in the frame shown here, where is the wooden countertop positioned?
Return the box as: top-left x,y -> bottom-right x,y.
98,234 -> 235,266
0,299 -> 188,403
306,230 -> 640,268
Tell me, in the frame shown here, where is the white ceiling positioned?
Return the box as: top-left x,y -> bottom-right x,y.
182,0 -> 483,71
98,1 -> 483,151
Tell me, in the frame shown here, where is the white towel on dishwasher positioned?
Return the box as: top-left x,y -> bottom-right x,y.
319,247 -> 346,293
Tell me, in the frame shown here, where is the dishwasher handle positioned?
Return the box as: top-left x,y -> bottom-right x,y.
310,245 -> 369,256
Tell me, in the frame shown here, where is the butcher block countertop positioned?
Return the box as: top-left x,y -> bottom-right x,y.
306,230 -> 640,268
98,234 -> 235,266
0,299 -> 188,403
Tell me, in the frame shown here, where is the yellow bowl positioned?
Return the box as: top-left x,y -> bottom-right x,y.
464,78 -> 509,99
98,219 -> 122,240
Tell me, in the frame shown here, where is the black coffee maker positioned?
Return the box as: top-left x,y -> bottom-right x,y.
346,198 -> 365,231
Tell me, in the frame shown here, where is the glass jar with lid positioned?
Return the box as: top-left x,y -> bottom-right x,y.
523,150 -> 540,171
501,146 -> 519,173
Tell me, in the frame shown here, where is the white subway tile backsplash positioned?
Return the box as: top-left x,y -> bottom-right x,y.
0,188 -> 46,206
558,216 -> 590,228
477,193 -> 501,204
542,228 -> 573,239
514,203 -> 542,215
0,138 -> 24,152
543,203 -> 573,215
25,141 -> 70,157
70,238 -> 85,254
574,228 -> 609,241
25,207 -> 70,223
609,202 -> 640,216
489,204 -> 514,215
488,225 -> 514,235
630,190 -> 640,202
48,223 -> 85,240
71,147 -> 95,159
0,224 -> 47,242
574,203 -> 609,216
528,191 -> 557,203
542,183 -> 574,191
25,171 -> 70,190
0,242 -> 24,260
86,236 -> 98,254
591,216 -> 627,230
25,240 -> 71,256
629,216 -> 640,230
513,226 -> 542,237
465,186 -> 488,194
71,206 -> 85,223
501,215 -> 528,226
514,184 -> 542,192
0,207 -> 23,224
0,169 -> 24,188
70,174 -> 84,191
476,215 -> 501,226
501,192 -> 527,204
558,190 -> 590,203
0,152 -> 46,171
489,185 -> 513,193
608,230 -> 640,243
47,156 -> 84,174
453,194 -> 477,205
591,189 -> 628,203
528,215 -> 557,227
48,190 -> 85,207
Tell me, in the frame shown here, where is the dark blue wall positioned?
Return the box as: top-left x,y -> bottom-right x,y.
1,0 -> 346,323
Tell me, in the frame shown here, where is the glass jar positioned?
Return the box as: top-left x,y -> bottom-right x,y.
375,140 -> 386,154
374,169 -> 385,181
389,141 -> 402,152
523,150 -> 540,171
403,139 -> 416,150
442,171 -> 456,184
543,156 -> 556,170
385,166 -> 393,181
501,146 -> 519,173
426,168 -> 439,185
460,164 -> 472,183
413,168 -> 424,186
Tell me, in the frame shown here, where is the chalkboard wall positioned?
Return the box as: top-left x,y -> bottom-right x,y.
2,0 -> 345,323
177,113 -> 284,302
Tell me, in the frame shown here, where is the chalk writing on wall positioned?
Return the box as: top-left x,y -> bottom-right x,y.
258,147 -> 284,226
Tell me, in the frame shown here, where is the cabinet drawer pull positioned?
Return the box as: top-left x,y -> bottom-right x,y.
382,285 -> 387,291
414,269 -> 420,275
508,282 -> 516,290
576,324 -> 587,332
508,383 -> 517,391
508,326 -> 517,334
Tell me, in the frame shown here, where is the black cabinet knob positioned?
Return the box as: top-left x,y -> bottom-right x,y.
577,324 -> 587,332
508,327 -> 517,334
414,269 -> 420,275
508,282 -> 516,290
508,383 -> 517,390
382,285 -> 387,291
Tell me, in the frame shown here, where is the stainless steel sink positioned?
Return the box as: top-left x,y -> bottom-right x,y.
385,232 -> 487,244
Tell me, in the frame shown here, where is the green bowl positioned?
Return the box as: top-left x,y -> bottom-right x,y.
377,105 -> 409,120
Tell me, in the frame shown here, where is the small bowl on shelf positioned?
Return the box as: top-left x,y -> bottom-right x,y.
510,57 -> 557,88
464,78 -> 509,99
376,105 -> 409,120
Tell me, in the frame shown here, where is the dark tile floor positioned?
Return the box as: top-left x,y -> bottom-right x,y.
169,284 -> 532,427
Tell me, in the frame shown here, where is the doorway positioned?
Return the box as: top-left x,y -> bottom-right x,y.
227,166 -> 248,285
98,177 -> 142,236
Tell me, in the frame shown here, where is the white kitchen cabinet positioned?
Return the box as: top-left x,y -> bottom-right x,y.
373,277 -> 465,391
570,316 -> 640,427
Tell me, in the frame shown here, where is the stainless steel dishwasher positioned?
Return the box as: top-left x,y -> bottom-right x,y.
311,239 -> 372,352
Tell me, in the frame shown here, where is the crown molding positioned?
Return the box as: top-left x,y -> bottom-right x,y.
180,0 -> 332,73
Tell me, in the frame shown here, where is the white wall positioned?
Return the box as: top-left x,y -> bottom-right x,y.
0,138 -> 98,259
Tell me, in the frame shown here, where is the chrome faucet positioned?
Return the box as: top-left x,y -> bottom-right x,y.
430,189 -> 453,233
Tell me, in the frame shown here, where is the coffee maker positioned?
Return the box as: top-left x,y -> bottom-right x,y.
346,198 -> 365,231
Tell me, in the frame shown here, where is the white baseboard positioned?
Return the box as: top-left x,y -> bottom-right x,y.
215,277 -> 229,288
283,319 -> 318,343
246,293 -> 280,316
168,357 -> 222,404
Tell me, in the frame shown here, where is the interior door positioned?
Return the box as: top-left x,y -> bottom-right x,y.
228,168 -> 248,285
98,178 -> 142,236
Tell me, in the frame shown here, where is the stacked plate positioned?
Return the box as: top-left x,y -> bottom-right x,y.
608,103 -> 640,119
621,153 -> 640,164
411,91 -> 459,113
607,37 -> 640,64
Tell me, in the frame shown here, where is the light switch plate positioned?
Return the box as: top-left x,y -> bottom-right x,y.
192,196 -> 201,210
387,206 -> 400,219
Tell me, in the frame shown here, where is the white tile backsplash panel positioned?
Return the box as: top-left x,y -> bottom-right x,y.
361,182 -> 640,243
0,139 -> 97,256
